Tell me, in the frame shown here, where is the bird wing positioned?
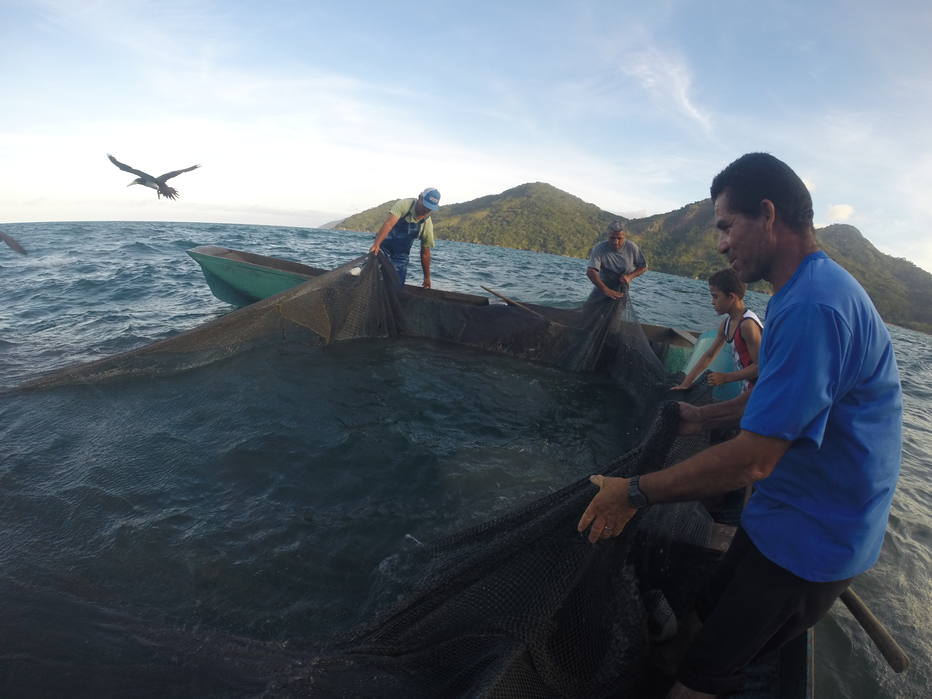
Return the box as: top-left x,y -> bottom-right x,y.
107,154 -> 152,180
158,164 -> 201,181
0,230 -> 27,255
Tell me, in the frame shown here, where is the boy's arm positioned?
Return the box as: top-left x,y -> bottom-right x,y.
708,320 -> 762,384
672,324 -> 726,390
709,362 -> 759,384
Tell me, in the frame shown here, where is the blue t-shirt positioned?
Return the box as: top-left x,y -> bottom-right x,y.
740,252 -> 902,582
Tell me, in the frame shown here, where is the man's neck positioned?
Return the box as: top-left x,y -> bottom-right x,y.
409,201 -> 428,220
767,229 -> 820,293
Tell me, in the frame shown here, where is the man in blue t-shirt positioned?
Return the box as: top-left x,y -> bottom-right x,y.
577,153 -> 902,698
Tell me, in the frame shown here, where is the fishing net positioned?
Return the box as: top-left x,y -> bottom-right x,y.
13,255 -> 397,390
279,401 -> 723,698
0,404 -> 722,699
13,254 -> 666,398
8,251 -> 734,697
398,287 -> 665,387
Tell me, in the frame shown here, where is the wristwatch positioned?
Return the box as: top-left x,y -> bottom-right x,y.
628,475 -> 650,509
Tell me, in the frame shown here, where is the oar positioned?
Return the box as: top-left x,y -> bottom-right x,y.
838,587 -> 909,672
480,285 -> 548,322
0,230 -> 27,255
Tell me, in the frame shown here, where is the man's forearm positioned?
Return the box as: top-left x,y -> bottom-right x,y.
371,215 -> 399,249
586,267 -> 608,291
696,391 -> 749,430
724,364 -> 758,383
421,247 -> 431,280
641,430 -> 780,503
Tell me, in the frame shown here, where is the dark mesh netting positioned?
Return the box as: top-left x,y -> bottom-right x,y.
0,401 -> 724,699
14,255 -> 400,391
271,400 -> 725,699
397,285 -> 665,385
7,252 -> 731,697
12,254 -> 667,399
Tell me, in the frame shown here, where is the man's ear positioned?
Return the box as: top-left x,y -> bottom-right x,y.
759,199 -> 777,228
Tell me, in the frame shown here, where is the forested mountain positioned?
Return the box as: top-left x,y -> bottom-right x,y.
817,224 -> 932,333
335,183 -> 932,333
337,183 -> 619,257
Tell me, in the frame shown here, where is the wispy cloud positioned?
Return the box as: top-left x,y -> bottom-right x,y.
621,46 -> 713,135
29,0 -> 228,63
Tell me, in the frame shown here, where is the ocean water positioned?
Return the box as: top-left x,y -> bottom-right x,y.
1,221 -> 930,698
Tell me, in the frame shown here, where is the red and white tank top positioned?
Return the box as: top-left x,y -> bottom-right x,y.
723,309 -> 763,389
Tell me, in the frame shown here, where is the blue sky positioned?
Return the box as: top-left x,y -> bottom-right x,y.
2,0 -> 931,272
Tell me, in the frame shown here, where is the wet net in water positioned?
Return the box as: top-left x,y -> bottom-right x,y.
7,253 -> 725,697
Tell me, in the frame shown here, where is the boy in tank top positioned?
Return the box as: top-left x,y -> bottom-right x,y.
672,268 -> 763,393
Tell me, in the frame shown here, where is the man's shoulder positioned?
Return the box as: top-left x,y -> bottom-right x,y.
777,254 -> 875,319
390,198 -> 416,216
589,240 -> 611,256
623,239 -> 646,264
764,260 -> 892,365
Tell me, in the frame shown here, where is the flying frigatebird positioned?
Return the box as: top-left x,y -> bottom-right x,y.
107,154 -> 200,200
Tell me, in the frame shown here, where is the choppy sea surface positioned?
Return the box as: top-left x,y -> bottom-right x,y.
1,221 -> 930,698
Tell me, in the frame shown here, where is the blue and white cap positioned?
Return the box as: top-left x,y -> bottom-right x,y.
419,187 -> 441,211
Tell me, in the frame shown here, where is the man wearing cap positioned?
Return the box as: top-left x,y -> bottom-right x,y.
586,220 -> 648,301
369,188 -> 440,287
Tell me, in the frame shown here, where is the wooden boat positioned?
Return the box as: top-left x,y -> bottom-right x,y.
186,244 -> 812,698
186,245 -> 330,306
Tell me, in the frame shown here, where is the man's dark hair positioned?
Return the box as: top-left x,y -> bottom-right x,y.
708,268 -> 746,298
710,153 -> 814,233
607,220 -> 626,234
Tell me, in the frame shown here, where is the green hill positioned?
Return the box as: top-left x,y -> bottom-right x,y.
335,183 -> 932,334
623,199 -> 724,280
817,224 -> 932,334
338,182 -> 620,257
